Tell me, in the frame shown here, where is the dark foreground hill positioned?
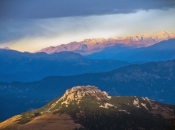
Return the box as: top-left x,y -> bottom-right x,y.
0,59 -> 175,121
0,49 -> 129,82
0,86 -> 175,130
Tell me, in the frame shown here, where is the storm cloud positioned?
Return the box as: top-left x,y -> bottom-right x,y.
0,0 -> 175,52
0,0 -> 175,19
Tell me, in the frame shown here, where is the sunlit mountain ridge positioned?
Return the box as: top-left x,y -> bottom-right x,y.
39,31 -> 175,55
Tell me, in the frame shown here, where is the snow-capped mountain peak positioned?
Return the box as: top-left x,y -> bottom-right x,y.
39,31 -> 175,55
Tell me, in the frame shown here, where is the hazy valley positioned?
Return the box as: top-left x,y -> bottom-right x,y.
1,59 -> 175,122
0,49 -> 129,82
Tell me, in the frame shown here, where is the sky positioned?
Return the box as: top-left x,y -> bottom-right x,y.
0,0 -> 175,52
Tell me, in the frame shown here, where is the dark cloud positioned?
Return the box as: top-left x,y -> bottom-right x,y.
0,19 -> 43,43
0,0 -> 175,19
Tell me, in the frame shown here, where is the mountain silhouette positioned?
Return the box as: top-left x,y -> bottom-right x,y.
0,59 -> 175,121
87,38 -> 175,61
0,49 -> 129,82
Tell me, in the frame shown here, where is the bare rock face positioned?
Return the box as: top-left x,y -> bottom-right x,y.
48,86 -> 111,110
61,85 -> 111,101
1,85 -> 175,130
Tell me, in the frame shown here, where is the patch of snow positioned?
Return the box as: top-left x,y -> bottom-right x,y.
141,103 -> 148,110
145,97 -> 152,104
119,110 -> 130,114
103,91 -> 111,99
133,98 -> 140,108
99,103 -> 116,109
61,100 -> 69,105
107,96 -> 111,99
48,103 -> 57,111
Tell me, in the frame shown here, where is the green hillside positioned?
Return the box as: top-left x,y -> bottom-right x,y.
3,86 -> 174,130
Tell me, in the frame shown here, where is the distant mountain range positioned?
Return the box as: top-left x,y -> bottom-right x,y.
1,59 -> 175,121
87,38 -> 175,61
0,49 -> 129,82
1,86 -> 175,130
39,31 -> 175,55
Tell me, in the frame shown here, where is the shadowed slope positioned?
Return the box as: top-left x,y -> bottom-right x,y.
0,59 -> 175,121
0,49 -> 129,82
87,38 -> 175,61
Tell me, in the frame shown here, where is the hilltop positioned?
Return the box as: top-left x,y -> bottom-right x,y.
0,86 -> 175,130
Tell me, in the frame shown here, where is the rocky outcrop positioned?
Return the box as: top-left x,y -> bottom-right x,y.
60,86 -> 111,101
48,86 -> 111,110
1,86 -> 175,130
